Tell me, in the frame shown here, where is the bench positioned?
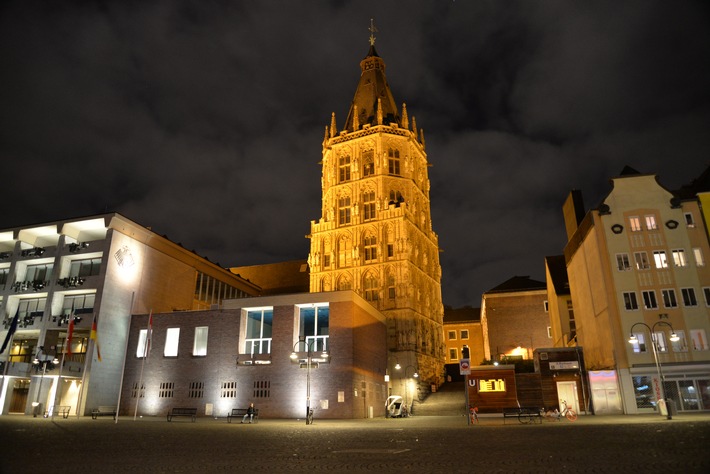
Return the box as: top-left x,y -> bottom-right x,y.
167,407 -> 197,422
46,405 -> 71,419
91,406 -> 117,420
503,407 -> 542,424
227,408 -> 259,423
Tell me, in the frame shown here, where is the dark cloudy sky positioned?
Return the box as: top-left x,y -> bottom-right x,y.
1,1 -> 709,308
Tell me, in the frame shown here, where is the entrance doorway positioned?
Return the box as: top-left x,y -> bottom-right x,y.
9,379 -> 30,413
556,381 -> 579,412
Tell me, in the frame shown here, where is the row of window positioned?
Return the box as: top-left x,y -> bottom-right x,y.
622,287 -> 709,310
629,328 -> 708,353
627,213 -> 696,232
137,305 -> 330,358
616,248 -> 704,271
447,329 -> 469,340
0,258 -> 102,288
338,148 -> 401,184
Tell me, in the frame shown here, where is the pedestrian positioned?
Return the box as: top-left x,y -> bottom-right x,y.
241,402 -> 256,423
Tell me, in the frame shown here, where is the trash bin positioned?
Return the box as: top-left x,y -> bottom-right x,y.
666,398 -> 676,417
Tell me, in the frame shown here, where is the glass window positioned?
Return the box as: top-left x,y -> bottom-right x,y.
449,348 -> 458,361
684,212 -> 695,227
362,150 -> 375,177
661,289 -> 678,308
0,268 -> 8,285
338,196 -> 351,225
703,287 -> 710,306
645,215 -> 657,230
681,288 -> 698,306
653,251 -> 668,269
632,376 -> 655,409
193,326 -> 209,356
136,329 -> 149,358
630,332 -> 647,353
642,291 -> 658,310
364,235 -> 377,262
634,252 -> 650,270
616,253 -> 631,271
338,155 -> 351,182
690,329 -> 708,351
69,258 -> 102,278
461,330 -> 469,340
25,263 -> 53,282
62,294 -> 95,315
245,309 -> 273,355
387,274 -> 395,299
672,249 -> 687,267
629,217 -> 642,232
388,148 -> 400,175
364,274 -> 378,301
654,332 -> 668,352
448,330 -> 456,340
671,330 -> 688,352
623,292 -> 639,311
693,248 -> 705,267
164,328 -> 180,357
363,191 -> 376,221
299,305 -> 329,352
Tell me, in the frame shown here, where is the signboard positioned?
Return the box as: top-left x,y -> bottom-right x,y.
459,358 -> 470,375
549,361 -> 580,370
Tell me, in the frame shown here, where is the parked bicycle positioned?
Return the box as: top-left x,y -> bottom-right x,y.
542,400 -> 577,422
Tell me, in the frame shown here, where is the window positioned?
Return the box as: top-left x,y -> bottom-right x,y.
364,274 -> 378,301
0,268 -> 8,285
245,309 -> 272,355
629,216 -> 642,232
681,288 -> 698,306
299,305 -> 329,352
653,251 -> 668,269
387,148 -> 400,175
387,274 -> 395,299
193,326 -> 209,356
136,329 -> 149,358
690,329 -> 708,351
69,258 -> 101,277
338,155 -> 351,182
363,191 -> 376,221
364,235 -> 377,262
62,294 -> 95,315
362,150 -> 374,177
221,381 -> 238,398
449,348 -> 458,361
671,330 -> 688,352
672,249 -> 687,267
634,252 -> 650,270
323,255 -> 330,268
645,215 -> 657,230
623,292 -> 639,311
338,196 -> 351,225
651,332 -> 668,352
616,253 -> 631,271
642,290 -> 658,310
703,287 -> 710,306
684,212 -> 695,227
164,328 -> 180,357
661,289 -> 678,308
460,330 -> 469,340
448,330 -> 457,340
693,248 -> 705,267
567,300 -> 576,341
387,244 -> 394,258
18,297 -> 46,320
630,332 -> 647,353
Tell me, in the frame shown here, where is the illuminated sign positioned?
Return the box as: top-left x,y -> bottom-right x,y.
549,361 -> 579,370
479,379 -> 506,392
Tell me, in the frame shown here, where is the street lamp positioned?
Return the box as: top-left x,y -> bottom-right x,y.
290,338 -> 328,425
403,365 -> 418,415
628,320 -> 679,420
31,346 -> 59,417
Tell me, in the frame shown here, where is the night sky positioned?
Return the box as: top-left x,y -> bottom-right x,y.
1,1 -> 709,308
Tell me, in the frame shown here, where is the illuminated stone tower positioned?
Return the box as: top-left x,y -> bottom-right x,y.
308,26 -> 444,392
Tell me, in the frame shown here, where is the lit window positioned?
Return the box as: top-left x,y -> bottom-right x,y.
338,196 -> 351,225
164,328 -> 180,357
661,289 -> 678,308
623,292 -> 639,311
693,248 -> 705,267
299,305 -> 329,352
388,148 -> 400,175
645,215 -> 657,230
653,251 -> 668,269
629,217 -> 642,232
684,212 -> 695,227
193,326 -> 209,356
136,329 -> 149,358
616,253 -> 631,271
245,309 -> 272,355
690,329 -> 708,351
630,332 -> 647,353
338,156 -> 351,182
671,330 -> 688,352
672,249 -> 687,267
364,235 -> 377,262
363,191 -> 376,221
634,252 -> 650,270
654,332 -> 668,352
681,288 -> 698,307
642,290 -> 658,310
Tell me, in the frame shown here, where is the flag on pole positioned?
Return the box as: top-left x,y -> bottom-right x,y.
1,310 -> 20,354
144,310 -> 153,358
66,313 -> 76,356
90,315 -> 102,362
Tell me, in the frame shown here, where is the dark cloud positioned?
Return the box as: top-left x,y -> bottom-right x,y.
1,1 -> 709,307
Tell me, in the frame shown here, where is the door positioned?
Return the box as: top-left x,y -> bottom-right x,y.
9,379 -> 30,413
556,381 -> 579,412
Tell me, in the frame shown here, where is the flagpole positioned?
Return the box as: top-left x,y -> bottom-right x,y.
115,292 -> 135,424
133,309 -> 152,421
76,338 -> 90,418
53,341 -> 67,422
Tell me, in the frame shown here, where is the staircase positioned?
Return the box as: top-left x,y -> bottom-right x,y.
412,381 -> 467,416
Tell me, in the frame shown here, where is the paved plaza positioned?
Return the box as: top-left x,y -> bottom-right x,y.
1,413 -> 709,473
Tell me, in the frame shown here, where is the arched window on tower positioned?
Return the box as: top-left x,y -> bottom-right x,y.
363,191 -> 376,221
388,148 -> 400,176
388,190 -> 404,208
363,150 -> 375,177
364,234 -> 377,262
339,155 -> 351,183
338,196 -> 351,225
364,273 -> 379,302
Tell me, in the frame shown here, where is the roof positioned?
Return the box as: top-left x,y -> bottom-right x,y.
443,306 -> 481,324
485,275 -> 546,294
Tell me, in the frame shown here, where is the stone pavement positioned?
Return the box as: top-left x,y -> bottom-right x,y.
1,413 -> 709,473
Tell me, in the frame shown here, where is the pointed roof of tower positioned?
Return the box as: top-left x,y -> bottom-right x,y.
343,23 -> 401,132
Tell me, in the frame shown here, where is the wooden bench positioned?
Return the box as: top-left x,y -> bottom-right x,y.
91,406 -> 117,420
167,407 -> 197,422
503,407 -> 542,424
227,407 -> 259,423
46,405 -> 71,419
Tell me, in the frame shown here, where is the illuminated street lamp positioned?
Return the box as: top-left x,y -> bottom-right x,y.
628,320 -> 679,420
290,338 -> 328,425
31,346 -> 59,417
403,365 -> 418,414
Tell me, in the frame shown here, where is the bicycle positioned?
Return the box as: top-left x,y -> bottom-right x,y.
559,400 -> 577,421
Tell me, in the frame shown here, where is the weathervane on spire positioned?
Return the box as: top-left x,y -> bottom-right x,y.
369,18 -> 378,46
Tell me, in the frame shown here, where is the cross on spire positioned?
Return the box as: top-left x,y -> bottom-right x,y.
369,18 -> 378,46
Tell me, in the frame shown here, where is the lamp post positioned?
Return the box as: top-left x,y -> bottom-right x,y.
31,346 -> 58,417
628,320 -> 679,420
290,338 -> 328,425
403,365 -> 418,415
